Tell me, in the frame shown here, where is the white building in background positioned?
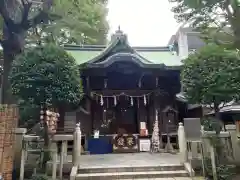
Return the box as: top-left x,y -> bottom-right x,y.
168,27 -> 205,59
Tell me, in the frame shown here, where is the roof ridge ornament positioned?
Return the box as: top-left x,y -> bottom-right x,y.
111,26 -> 127,43
117,25 -> 121,32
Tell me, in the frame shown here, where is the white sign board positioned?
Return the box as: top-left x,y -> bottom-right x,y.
139,139 -> 151,152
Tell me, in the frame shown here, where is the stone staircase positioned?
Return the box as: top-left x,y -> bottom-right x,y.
76,164 -> 189,180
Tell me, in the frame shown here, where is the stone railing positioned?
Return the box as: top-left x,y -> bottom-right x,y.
178,123 -> 240,178
16,122 -> 179,180
17,123 -> 82,180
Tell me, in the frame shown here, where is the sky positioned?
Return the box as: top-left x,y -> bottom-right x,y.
107,0 -> 180,46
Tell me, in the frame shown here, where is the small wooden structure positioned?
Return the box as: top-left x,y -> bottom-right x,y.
0,105 -> 18,180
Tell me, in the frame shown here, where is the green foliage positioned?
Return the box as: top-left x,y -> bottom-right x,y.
202,117 -> 222,133
30,174 -> 50,180
18,100 -> 40,129
27,0 -> 109,45
9,44 -> 83,107
204,158 -> 236,180
181,44 -> 240,109
202,118 -> 236,179
169,0 -> 240,48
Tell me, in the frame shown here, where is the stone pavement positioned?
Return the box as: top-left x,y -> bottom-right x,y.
77,153 -> 205,179
79,153 -> 182,168
119,178 -> 204,180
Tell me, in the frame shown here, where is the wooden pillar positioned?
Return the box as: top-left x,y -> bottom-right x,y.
147,103 -> 151,134
89,98 -> 94,135
135,101 -> 139,133
148,95 -> 155,134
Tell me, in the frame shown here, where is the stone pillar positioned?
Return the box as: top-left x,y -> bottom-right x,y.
178,122 -> 187,163
59,141 -> 67,180
73,123 -> 81,167
226,125 -> 240,163
51,142 -> 58,180
191,142 -> 198,159
19,137 -> 28,180
210,145 -> 217,180
14,128 -> 27,173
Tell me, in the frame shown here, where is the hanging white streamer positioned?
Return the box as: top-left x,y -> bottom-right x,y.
100,95 -> 104,106
114,96 -> 117,106
130,96 -> 133,106
144,95 -> 147,106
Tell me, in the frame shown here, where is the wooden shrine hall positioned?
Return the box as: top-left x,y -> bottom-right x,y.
62,28 -> 200,154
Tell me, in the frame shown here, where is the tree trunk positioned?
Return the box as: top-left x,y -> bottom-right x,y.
213,101 -> 224,165
42,120 -> 51,172
0,0 -> 51,104
1,24 -> 26,104
57,105 -> 65,133
2,49 -> 15,104
232,21 -> 240,49
231,8 -> 240,49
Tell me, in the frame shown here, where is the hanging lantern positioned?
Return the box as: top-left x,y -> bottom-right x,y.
144,95 -> 147,106
131,96 -> 133,106
114,96 -> 117,106
100,95 -> 104,106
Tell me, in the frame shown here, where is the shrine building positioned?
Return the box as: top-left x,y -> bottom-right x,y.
61,29 -> 201,154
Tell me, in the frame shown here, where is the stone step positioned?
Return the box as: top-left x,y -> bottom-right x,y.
76,170 -> 189,180
79,164 -> 185,173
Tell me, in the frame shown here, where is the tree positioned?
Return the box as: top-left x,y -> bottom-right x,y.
10,43 -> 83,108
169,0 -> 240,49
0,0 -> 109,104
181,44 -> 240,115
9,44 -> 83,171
27,0 -> 109,45
0,0 -> 53,104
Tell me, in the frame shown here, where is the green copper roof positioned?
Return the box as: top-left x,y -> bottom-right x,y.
138,51 -> 181,66
64,29 -> 181,67
67,50 -> 102,64
66,48 -> 181,66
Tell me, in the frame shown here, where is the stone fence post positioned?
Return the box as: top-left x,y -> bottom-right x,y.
178,122 -> 187,163
14,128 -> 27,173
226,124 -> 240,163
73,123 -> 81,167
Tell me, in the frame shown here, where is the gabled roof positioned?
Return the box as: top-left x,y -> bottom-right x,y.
64,29 -> 182,68
87,29 -> 152,64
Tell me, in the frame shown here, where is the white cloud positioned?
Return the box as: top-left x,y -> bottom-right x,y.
107,0 -> 180,46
